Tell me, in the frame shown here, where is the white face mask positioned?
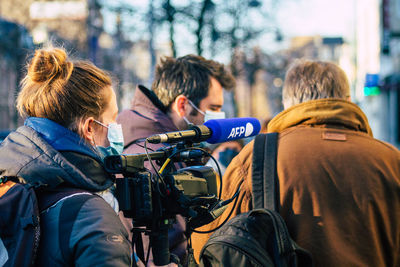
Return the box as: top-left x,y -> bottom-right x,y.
93,120 -> 124,155
188,99 -> 225,123
183,116 -> 194,126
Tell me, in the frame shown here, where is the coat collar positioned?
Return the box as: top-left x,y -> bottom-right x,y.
131,85 -> 168,115
0,126 -> 113,190
268,99 -> 373,136
24,117 -> 100,160
117,85 -> 178,146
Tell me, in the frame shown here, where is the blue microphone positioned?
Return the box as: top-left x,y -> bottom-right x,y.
146,117 -> 261,144
204,117 -> 261,144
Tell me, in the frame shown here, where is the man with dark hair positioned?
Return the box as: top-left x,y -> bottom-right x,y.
118,55 -> 235,154
152,55 -> 235,127
116,54 -> 235,264
192,59 -> 400,266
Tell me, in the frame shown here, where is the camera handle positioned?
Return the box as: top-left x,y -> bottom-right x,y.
150,220 -> 170,266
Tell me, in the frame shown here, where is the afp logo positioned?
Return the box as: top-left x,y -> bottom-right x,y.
227,123 -> 254,139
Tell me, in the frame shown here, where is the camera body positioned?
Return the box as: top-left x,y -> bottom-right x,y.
104,143 -> 221,265
115,165 -> 218,227
115,171 -> 153,224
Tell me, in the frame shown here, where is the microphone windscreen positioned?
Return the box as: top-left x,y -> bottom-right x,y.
204,117 -> 261,144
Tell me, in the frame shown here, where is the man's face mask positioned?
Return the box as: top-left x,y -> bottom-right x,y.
93,120 -> 124,158
188,99 -> 225,123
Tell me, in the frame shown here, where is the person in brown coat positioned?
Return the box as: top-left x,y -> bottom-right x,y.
191,60 -> 400,267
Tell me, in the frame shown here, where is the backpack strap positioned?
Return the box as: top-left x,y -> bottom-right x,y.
37,187 -> 89,211
37,187 -> 98,265
251,133 -> 279,211
59,193 -> 98,265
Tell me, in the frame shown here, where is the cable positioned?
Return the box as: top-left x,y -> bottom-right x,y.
158,158 -> 171,175
191,179 -> 244,234
158,146 -> 223,200
207,150 -> 223,200
145,241 -> 151,266
124,138 -> 155,151
144,140 -> 166,197
135,141 -> 155,151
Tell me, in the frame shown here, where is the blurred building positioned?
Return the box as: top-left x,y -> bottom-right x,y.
0,0 -> 157,130
233,35 -> 349,121
0,18 -> 34,130
378,0 -> 400,148
0,0 -> 89,52
234,11 -> 400,150
0,0 -> 94,130
354,0 -> 400,148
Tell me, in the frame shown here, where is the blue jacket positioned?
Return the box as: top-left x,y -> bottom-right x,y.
0,118 -> 131,266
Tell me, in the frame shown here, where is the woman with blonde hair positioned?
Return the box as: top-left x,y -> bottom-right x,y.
0,46 -> 131,266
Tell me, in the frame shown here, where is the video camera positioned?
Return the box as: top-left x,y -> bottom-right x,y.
104,118 -> 261,265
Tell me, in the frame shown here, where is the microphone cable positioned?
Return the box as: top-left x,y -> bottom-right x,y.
157,146 -> 223,200
144,139 -> 167,197
125,138 -> 155,151
190,179 -> 244,234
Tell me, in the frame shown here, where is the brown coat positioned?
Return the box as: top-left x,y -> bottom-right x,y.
191,99 -> 400,267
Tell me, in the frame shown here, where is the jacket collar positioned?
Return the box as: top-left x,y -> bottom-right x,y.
0,124 -> 112,190
117,85 -> 178,146
131,85 -> 168,115
268,99 -> 373,136
24,117 -> 100,160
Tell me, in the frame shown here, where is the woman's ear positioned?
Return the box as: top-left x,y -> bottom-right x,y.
80,117 -> 96,144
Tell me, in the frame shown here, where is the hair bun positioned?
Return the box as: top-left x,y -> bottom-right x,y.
28,47 -> 73,83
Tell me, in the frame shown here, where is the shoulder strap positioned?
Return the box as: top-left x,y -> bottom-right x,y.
59,193 -> 98,265
37,187 -> 89,211
37,187 -> 98,265
251,133 -> 279,211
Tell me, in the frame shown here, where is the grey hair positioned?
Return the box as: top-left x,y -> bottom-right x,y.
282,59 -> 350,109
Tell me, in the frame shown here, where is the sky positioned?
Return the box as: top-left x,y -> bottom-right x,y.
276,0 -> 355,38
269,0 -> 356,51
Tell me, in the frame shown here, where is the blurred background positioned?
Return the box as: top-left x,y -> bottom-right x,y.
0,0 -> 399,148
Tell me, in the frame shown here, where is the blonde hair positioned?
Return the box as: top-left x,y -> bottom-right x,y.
282,60 -> 350,108
17,46 -> 112,132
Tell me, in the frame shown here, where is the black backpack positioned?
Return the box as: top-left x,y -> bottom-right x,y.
199,133 -> 313,267
0,176 -> 95,267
